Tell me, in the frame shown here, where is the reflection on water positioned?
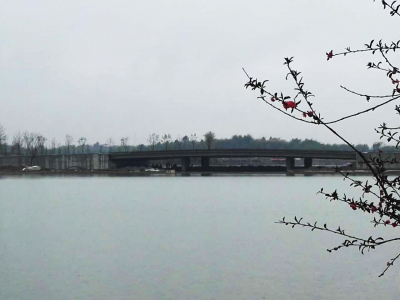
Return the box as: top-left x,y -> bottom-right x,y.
0,175 -> 398,300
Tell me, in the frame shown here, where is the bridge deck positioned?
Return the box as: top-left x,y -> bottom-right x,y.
109,149 -> 356,160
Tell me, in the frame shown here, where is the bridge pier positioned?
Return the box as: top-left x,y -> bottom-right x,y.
286,157 -> 295,171
181,157 -> 190,172
201,157 -> 210,168
108,159 -> 117,170
304,157 -> 312,169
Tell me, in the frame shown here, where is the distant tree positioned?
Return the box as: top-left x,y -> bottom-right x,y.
260,136 -> 267,148
2,142 -> 8,156
182,135 -> 189,149
355,144 -> 370,152
65,134 -> 74,154
106,138 -> 115,153
23,132 -> 35,161
78,137 -> 87,153
300,139 -> 324,150
23,132 -> 46,165
0,124 -> 7,155
38,136 -> 46,155
242,134 -> 254,148
121,137 -> 129,152
161,134 -> 172,150
175,136 -> 183,150
93,142 -> 100,153
372,141 -> 383,151
204,131 -> 215,150
51,138 -> 56,154
189,134 -> 197,149
289,138 -> 302,149
147,133 -> 159,151
12,131 -> 23,155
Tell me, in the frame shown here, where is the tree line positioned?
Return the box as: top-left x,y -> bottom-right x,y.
0,124 -> 392,157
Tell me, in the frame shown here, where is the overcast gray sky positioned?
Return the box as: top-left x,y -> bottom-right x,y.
1,0 -> 399,146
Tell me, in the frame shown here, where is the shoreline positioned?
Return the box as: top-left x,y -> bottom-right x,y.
0,169 -> 399,177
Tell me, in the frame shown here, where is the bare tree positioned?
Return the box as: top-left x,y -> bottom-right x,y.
106,138 -> 115,153
57,143 -> 62,154
65,134 -> 74,154
23,132 -> 46,165
0,124 -> 7,155
12,131 -> 23,155
45,142 -> 50,155
204,131 -> 215,150
189,134 -> 197,149
51,138 -> 56,154
23,132 -> 35,161
161,134 -> 172,150
38,135 -> 46,155
120,137 -> 129,152
147,133 -> 159,151
78,137 -> 87,153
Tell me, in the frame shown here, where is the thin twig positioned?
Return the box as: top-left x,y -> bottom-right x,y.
379,252 -> 400,277
325,95 -> 400,124
340,85 -> 395,99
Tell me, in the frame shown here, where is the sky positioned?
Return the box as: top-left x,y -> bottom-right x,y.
0,0 -> 399,147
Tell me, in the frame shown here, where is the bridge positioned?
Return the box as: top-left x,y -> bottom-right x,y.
109,149 -> 356,171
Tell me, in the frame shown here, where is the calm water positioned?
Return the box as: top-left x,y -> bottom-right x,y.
1,175 -> 399,299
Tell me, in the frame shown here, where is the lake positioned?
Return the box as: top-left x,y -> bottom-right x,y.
1,174 -> 399,299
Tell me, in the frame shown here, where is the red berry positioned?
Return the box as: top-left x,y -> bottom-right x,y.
350,204 -> 357,210
385,220 -> 391,225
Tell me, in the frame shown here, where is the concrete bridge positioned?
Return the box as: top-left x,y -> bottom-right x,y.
0,150 -> 357,171
109,149 -> 356,171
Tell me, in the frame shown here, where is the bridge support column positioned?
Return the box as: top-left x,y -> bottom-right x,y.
304,157 -> 312,169
181,157 -> 190,172
286,157 -> 295,171
108,159 -> 117,170
201,157 -> 210,168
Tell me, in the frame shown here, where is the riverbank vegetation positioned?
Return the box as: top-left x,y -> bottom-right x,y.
0,124 -> 391,156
